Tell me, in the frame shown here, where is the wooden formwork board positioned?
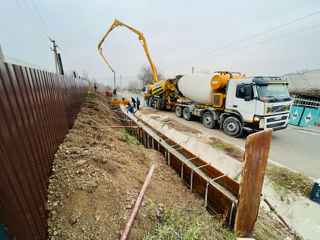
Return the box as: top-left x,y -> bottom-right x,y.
116,106 -> 239,228
235,129 -> 273,236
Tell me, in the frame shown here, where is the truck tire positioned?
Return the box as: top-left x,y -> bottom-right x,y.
146,98 -> 151,107
202,112 -> 216,129
153,99 -> 158,109
175,106 -> 183,118
182,107 -> 192,121
223,116 -> 243,137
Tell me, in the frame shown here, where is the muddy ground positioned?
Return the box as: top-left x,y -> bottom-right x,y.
47,93 -> 295,240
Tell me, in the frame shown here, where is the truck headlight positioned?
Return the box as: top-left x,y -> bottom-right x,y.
253,116 -> 260,122
285,105 -> 291,111
259,119 -> 265,127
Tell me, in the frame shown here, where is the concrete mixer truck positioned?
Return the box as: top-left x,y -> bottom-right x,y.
144,76 -> 180,110
174,71 -> 292,137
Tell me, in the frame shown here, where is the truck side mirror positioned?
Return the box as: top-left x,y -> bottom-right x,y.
244,85 -> 253,101
244,96 -> 251,101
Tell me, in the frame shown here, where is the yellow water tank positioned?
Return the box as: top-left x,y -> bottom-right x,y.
210,74 -> 230,90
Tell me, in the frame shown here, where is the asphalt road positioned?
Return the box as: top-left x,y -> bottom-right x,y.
161,111 -> 320,179
122,92 -> 320,179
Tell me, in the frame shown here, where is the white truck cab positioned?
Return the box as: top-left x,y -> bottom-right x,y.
223,77 -> 292,136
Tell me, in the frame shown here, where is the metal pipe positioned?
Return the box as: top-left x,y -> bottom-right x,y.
109,126 -> 140,129
107,116 -> 133,122
205,174 -> 228,207
263,197 -> 292,231
120,164 -> 156,240
228,199 -> 238,227
196,163 -> 211,169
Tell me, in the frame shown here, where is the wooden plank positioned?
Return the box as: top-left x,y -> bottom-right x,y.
235,129 -> 273,237
125,111 -> 238,227
139,118 -> 240,197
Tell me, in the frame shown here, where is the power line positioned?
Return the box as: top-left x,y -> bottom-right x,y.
29,0 -> 51,37
188,24 -> 320,64
13,0 -> 84,74
58,47 -> 86,73
20,0 -> 50,38
169,9 -> 320,67
13,0 -> 50,48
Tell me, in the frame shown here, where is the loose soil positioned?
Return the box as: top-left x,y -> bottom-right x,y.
47,93 -> 232,239
47,94 -> 295,240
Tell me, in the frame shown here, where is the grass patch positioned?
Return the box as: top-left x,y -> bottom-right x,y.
144,207 -> 236,240
253,210 -> 294,240
88,141 -> 97,147
210,136 -> 313,197
266,164 -> 313,197
125,159 -> 132,166
210,137 -> 243,162
118,129 -> 140,145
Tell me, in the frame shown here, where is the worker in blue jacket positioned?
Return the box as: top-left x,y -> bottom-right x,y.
126,103 -> 134,113
136,97 -> 140,110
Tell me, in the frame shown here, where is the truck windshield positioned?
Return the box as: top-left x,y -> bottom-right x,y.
256,84 -> 290,103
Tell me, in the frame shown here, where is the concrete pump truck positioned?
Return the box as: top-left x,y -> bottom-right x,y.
98,20 -> 292,137
97,19 -> 176,109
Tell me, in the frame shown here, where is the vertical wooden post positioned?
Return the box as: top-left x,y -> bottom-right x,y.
235,129 -> 273,237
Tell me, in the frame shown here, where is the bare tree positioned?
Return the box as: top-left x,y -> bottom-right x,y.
138,64 -> 164,85
82,71 -> 90,80
127,80 -> 141,92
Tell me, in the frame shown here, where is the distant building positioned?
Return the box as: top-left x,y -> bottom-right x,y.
0,44 -> 43,70
2,55 -> 43,70
284,70 -> 320,91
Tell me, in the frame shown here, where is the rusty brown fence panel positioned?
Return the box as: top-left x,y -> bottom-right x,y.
0,62 -> 88,239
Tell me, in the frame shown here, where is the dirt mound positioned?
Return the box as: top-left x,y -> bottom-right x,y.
47,93 -> 295,240
47,93 -> 227,239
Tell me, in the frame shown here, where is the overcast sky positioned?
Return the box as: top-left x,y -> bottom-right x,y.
1,0 -> 320,86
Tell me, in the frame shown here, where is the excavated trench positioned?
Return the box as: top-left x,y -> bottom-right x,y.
46,93 -> 235,240
46,93 -> 296,240
112,103 -> 240,227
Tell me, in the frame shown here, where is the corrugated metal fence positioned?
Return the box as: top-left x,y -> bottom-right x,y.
289,97 -> 320,126
0,62 -> 88,239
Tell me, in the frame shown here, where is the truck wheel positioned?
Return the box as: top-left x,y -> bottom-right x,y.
202,112 -> 216,129
153,100 -> 158,109
182,107 -> 192,121
146,98 -> 151,107
175,106 -> 183,118
223,116 -> 243,137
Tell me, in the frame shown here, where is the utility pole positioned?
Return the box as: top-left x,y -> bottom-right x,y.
50,39 -> 59,73
57,53 -> 64,75
50,39 -> 64,75
192,66 -> 194,74
113,71 -> 116,89
120,75 -> 122,90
